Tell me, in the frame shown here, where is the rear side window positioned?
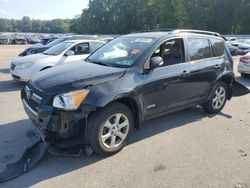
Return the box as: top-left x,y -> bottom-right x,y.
71,43 -> 90,55
187,38 -> 212,61
210,38 -> 225,57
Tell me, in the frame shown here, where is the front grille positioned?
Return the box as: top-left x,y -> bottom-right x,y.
22,85 -> 43,115
10,63 -> 16,70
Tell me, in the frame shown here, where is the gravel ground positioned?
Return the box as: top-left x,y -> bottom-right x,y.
0,45 -> 250,188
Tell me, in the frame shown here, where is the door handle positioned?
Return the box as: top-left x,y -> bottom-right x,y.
180,70 -> 190,78
214,64 -> 221,69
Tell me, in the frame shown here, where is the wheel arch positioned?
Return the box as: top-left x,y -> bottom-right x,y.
89,92 -> 143,130
215,72 -> 235,100
114,97 -> 142,130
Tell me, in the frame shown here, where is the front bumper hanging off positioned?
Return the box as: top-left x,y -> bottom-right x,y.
0,129 -> 47,182
0,90 -> 96,182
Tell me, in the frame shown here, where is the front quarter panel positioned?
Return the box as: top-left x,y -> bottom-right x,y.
81,71 -> 144,117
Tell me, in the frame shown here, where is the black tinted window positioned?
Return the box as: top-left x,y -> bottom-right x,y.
210,38 -> 225,57
71,43 -> 90,55
187,38 -> 212,61
151,38 -> 185,67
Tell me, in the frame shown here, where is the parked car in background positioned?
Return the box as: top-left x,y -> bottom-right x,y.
10,40 -> 105,82
40,37 -> 58,45
228,37 -> 239,46
19,35 -> 104,57
0,36 -> 11,45
21,30 -> 234,156
12,37 -> 28,45
226,42 -> 238,56
27,36 -> 41,44
238,52 -> 250,77
237,39 -> 250,55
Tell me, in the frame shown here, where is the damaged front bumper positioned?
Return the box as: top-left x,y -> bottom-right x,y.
0,93 -> 95,182
21,86 -> 96,152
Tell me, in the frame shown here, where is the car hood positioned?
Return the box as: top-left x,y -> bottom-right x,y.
30,61 -> 126,94
12,53 -> 59,65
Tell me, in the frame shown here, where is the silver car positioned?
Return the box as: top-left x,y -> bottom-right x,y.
238,52 -> 250,77
10,40 -> 105,82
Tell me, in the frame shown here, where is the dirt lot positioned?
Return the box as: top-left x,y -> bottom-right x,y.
0,45 -> 250,188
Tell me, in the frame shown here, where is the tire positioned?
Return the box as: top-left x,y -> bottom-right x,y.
203,82 -> 228,114
241,73 -> 249,78
87,102 -> 133,156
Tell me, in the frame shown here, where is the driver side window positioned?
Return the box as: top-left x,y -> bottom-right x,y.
71,43 -> 90,55
151,38 -> 185,67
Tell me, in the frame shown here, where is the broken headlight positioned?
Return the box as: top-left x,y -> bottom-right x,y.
53,89 -> 89,111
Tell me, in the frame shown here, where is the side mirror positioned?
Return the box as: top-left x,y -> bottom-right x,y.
65,50 -> 75,56
150,56 -> 164,70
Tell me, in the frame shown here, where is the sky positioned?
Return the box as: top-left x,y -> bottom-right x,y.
0,0 -> 89,20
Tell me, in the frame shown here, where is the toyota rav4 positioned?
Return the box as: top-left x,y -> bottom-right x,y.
21,30 -> 235,156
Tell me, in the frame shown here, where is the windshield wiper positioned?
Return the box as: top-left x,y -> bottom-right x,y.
87,59 -> 110,67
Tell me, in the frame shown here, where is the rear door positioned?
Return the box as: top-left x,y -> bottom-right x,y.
209,38 -> 227,83
186,37 -> 215,100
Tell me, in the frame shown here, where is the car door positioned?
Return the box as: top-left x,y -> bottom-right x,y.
209,38 -> 227,82
60,43 -> 90,64
142,38 -> 192,117
186,37 -> 215,100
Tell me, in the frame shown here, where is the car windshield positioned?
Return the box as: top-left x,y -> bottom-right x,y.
45,38 -> 65,48
43,41 -> 74,56
87,37 -> 156,68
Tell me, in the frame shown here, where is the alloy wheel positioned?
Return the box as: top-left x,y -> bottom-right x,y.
212,87 -> 226,110
101,113 -> 130,149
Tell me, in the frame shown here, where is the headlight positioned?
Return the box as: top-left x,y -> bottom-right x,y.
53,89 -> 89,111
16,61 -> 35,69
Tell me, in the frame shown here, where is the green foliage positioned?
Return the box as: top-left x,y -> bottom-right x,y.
0,16 -> 70,33
71,0 -> 250,34
0,0 -> 250,34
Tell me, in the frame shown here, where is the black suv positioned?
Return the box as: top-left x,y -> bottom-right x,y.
21,30 -> 234,156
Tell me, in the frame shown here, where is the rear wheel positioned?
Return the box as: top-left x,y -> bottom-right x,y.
203,82 -> 228,114
88,102 -> 133,156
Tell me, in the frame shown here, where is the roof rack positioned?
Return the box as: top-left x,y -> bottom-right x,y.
132,29 -> 221,37
172,29 -> 220,37
132,28 -> 174,33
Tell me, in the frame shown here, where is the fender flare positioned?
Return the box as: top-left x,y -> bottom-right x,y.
84,89 -> 144,129
209,72 -> 235,100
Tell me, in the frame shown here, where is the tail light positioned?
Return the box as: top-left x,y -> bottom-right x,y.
240,57 -> 250,64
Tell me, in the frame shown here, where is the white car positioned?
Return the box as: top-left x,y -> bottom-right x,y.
10,40 -> 105,82
228,37 -> 239,46
238,52 -> 250,78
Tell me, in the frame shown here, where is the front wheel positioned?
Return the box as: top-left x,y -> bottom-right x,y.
87,102 -> 133,156
203,82 -> 228,114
